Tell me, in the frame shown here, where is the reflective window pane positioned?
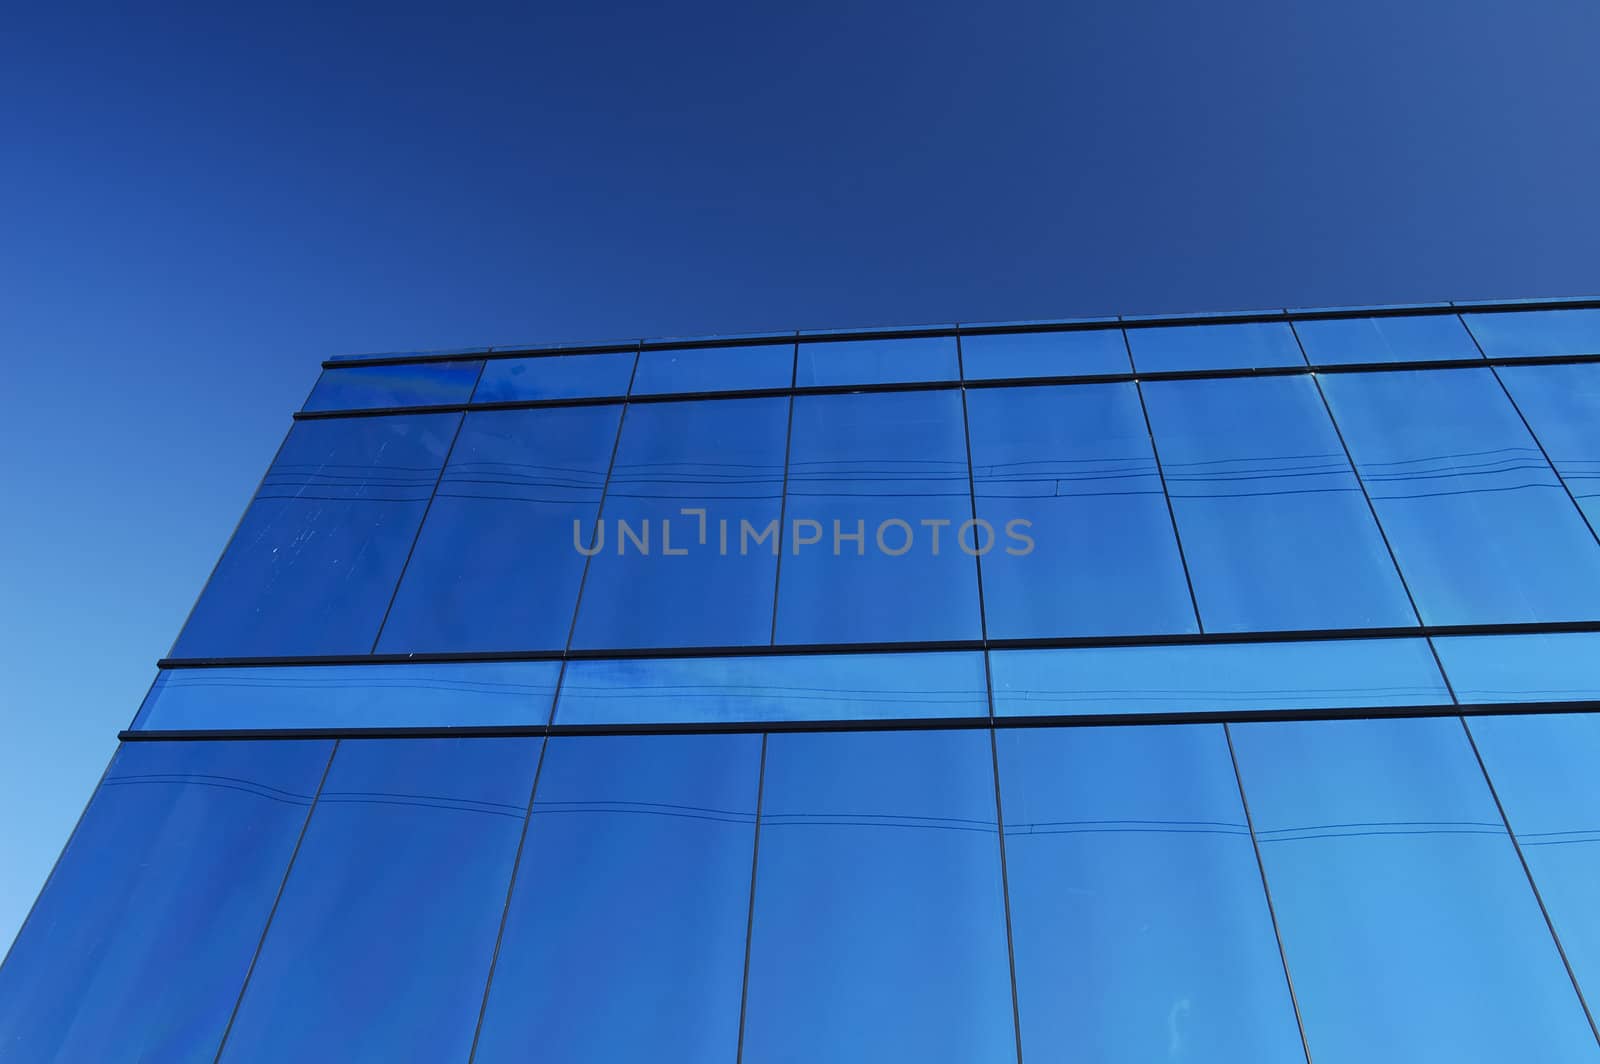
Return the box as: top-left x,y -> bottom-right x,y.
1468,712 -> 1600,1008
1143,376 -> 1415,630
742,730 -> 1014,1064
376,406 -> 620,652
630,342 -> 794,395
0,740 -> 332,1063
473,734 -> 759,1064
1497,362 -> 1600,529
967,383 -> 1196,638
1464,308 -> 1600,358
171,413 -> 459,658
473,351 -> 635,402
991,637 -> 1447,718
219,737 -> 539,1063
1231,717 -> 1597,1063
998,725 -> 1303,1062
794,335 -> 959,386
1293,314 -> 1480,365
302,359 -> 482,412
776,390 -> 982,644
960,328 -> 1130,380
555,650 -> 988,726
1433,632 -> 1600,704
571,398 -> 788,649
132,661 -> 561,731
1319,368 -> 1600,624
1125,321 -> 1304,373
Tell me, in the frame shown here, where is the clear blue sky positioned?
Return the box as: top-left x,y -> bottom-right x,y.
3,2 -> 1597,952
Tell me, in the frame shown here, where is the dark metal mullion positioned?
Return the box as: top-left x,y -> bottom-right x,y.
1484,365 -> 1600,550
368,359 -> 488,653
768,339 -> 800,644
560,384 -> 634,658
1458,716 -> 1600,1048
733,734 -> 768,1064
988,728 -> 1025,1064
466,733 -> 552,1063
1125,324 -> 1204,633
1223,723 -> 1315,1064
210,739 -> 340,1064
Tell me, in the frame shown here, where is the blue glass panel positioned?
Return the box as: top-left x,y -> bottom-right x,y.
0,740 -> 331,1062
302,359 -> 483,412
376,406 -> 620,652
1231,717 -> 1597,1063
1293,314 -> 1481,365
1464,308 -> 1600,357
218,738 -> 539,1063
794,335 -> 959,386
473,734 -> 759,1064
555,650 -> 988,725
571,397 -> 788,649
742,730 -> 1014,1063
171,413 -> 459,658
1498,362 -> 1600,528
1125,321 -> 1304,373
992,637 -> 1447,718
473,351 -> 636,401
1143,376 -> 1415,630
998,725 -> 1303,1062
1469,712 -> 1600,1007
1319,368 -> 1600,624
630,342 -> 794,395
959,328 -> 1130,380
1433,632 -> 1600,703
776,390 -> 982,644
966,383 -> 1196,638
132,661 -> 561,731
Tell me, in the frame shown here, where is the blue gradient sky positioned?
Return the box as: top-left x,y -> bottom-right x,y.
3,2 -> 1598,951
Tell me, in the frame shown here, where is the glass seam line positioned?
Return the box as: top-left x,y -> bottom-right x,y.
987,728 -> 1025,1064
767,382 -> 798,644
367,358 -> 488,653
289,350 -> 1600,421
210,739 -> 340,1064
1223,722 -> 1315,1064
559,354 -> 637,656
1128,365 -> 1204,631
733,733 -> 768,1064
466,733 -> 552,1063
1458,716 -> 1600,1048
1485,365 -> 1600,551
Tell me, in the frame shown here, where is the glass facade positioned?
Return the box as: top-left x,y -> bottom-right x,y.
9,298 -> 1600,1063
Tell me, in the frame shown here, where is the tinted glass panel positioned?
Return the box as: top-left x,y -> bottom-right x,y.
132,661 -> 561,731
1497,362 -> 1600,528
302,360 -> 482,412
1464,308 -> 1600,357
555,650 -> 988,726
571,397 -> 788,649
0,740 -> 331,1063
1125,321 -> 1304,373
1433,632 -> 1600,704
967,383 -> 1196,638
218,738 -> 539,1063
473,351 -> 635,401
960,328 -> 1130,380
1319,368 -> 1600,624
991,637 -> 1447,718
473,734 -> 759,1064
630,342 -> 794,395
1231,717 -> 1596,1063
742,730 -> 1014,1063
376,406 -> 620,652
171,413 -> 459,658
1143,376 -> 1415,630
1292,314 -> 1480,365
794,335 -> 959,386
1468,712 -> 1600,1008
776,390 -> 982,644
998,725 -> 1303,1062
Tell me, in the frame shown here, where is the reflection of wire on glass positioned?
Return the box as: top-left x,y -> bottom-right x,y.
101,772 -> 317,808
